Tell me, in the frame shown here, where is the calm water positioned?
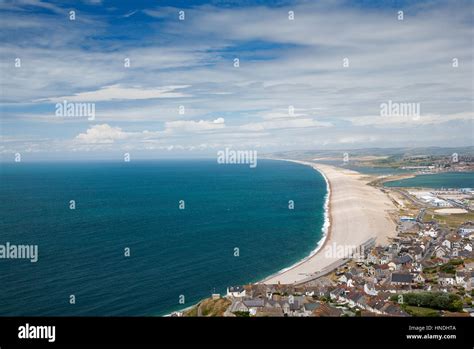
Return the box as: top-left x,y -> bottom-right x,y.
0,159 -> 326,316
384,172 -> 474,188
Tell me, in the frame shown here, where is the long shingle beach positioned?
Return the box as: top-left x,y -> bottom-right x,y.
262,160 -> 397,285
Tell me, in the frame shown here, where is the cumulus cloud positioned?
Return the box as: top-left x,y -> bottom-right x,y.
75,124 -> 128,144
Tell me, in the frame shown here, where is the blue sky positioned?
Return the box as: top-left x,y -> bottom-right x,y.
0,0 -> 472,160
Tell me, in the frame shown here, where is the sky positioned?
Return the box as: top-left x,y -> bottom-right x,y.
0,0 -> 473,160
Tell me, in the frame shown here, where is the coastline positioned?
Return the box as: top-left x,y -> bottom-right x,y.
168,158 -> 398,314
261,159 -> 398,285
167,158 -> 330,316
259,159 -> 332,283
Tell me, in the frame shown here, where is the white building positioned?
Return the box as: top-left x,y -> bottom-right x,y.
226,285 -> 246,298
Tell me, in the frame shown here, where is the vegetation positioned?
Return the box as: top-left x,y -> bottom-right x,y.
183,297 -> 231,317
430,211 -> 474,229
424,259 -> 464,275
402,305 -> 439,317
233,311 -> 250,317
391,292 -> 463,312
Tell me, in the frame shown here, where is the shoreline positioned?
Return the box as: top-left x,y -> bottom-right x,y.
261,159 -> 398,285
167,158 -> 398,314
167,158 -> 331,316
259,159 -> 332,283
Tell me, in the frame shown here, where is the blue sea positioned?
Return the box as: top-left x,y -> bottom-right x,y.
0,159 -> 327,316
384,172 -> 474,189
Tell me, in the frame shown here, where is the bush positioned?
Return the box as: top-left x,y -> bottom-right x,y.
403,305 -> 439,317
396,292 -> 463,312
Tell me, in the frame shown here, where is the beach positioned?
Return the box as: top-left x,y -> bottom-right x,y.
262,161 -> 397,285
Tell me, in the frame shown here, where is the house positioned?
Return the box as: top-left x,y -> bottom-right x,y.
410,246 -> 424,261
366,297 -> 387,315
434,246 -> 448,258
380,254 -> 392,265
288,300 -> 304,316
459,250 -> 474,259
227,285 -> 246,298
438,273 -> 455,286
346,291 -> 366,309
330,288 -> 346,302
229,300 -> 249,313
349,267 -> 364,278
392,255 -> 413,270
413,273 -> 426,284
303,302 -> 319,316
390,273 -> 413,286
456,271 -> 474,289
381,303 -> 409,317
366,251 -> 381,264
424,229 -> 438,238
459,227 -> 474,236
312,303 -> 343,317
456,271 -> 467,286
338,272 -> 353,285
465,261 -> 474,271
441,239 -> 452,249
387,261 -> 397,271
411,262 -> 423,273
257,301 -> 284,317
372,264 -> 390,279
395,255 -> 413,266
260,299 -> 288,316
364,282 -> 379,296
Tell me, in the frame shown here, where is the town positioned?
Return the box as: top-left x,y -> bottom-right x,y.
177,183 -> 474,317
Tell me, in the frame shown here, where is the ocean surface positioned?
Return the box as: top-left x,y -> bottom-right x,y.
0,159 -> 327,316
384,172 -> 474,188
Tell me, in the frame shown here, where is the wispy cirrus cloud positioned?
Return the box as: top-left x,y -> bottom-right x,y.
0,0 -> 472,159
36,84 -> 191,102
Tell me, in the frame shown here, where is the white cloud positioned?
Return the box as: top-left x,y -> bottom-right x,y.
36,84 -> 190,103
240,118 -> 331,131
347,112 -> 474,127
75,124 -> 128,143
164,117 -> 225,133
1,0 -> 473,156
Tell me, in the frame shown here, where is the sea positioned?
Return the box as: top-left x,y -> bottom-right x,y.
0,159 -> 327,316
383,172 -> 474,189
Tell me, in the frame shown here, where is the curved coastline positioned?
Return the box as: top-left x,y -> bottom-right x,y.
262,159 -> 398,285
167,158 -> 398,314
259,159 -> 331,283
166,158 -> 329,316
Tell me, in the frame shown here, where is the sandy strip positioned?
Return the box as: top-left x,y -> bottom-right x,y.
435,208 -> 468,214
261,160 -> 397,285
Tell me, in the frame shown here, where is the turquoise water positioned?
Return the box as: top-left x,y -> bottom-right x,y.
384,172 -> 474,188
0,159 -> 326,316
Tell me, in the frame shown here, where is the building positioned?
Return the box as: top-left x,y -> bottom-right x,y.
438,273 -> 455,286
390,273 -> 413,286
226,285 -> 246,298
